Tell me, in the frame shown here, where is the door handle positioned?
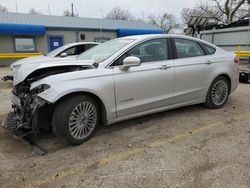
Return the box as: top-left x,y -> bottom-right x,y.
159,65 -> 171,70
205,60 -> 213,65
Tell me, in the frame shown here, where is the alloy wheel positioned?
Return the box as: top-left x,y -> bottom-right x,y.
211,80 -> 229,106
68,102 -> 97,140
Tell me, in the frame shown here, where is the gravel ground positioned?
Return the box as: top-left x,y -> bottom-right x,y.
0,66 -> 250,188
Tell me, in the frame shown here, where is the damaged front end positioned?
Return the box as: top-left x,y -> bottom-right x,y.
9,82 -> 50,136
4,64 -> 94,137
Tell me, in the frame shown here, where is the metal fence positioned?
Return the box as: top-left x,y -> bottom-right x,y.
198,26 -> 250,53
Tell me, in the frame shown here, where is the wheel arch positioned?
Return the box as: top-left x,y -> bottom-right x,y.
53,91 -> 108,126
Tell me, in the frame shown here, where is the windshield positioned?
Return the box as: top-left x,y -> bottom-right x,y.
46,45 -> 71,57
77,38 -> 134,63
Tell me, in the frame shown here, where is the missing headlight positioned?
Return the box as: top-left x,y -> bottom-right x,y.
32,84 -> 51,94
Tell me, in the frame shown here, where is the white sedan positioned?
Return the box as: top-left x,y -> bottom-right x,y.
10,42 -> 99,69
4,34 -> 239,145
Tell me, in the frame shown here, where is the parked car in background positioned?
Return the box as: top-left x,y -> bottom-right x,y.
4,34 -> 239,145
10,42 -> 99,69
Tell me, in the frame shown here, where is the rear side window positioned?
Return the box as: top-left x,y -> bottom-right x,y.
174,38 -> 204,59
203,44 -> 216,55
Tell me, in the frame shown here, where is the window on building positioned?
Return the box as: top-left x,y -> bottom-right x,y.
174,38 -> 204,58
14,38 -> 35,52
80,34 -> 85,40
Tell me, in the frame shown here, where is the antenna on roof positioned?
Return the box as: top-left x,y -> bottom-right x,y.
100,9 -> 104,18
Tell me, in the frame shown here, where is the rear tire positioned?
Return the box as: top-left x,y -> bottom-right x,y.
52,94 -> 100,145
204,76 -> 230,109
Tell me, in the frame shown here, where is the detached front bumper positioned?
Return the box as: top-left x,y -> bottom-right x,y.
3,92 -> 51,137
1,112 -> 30,137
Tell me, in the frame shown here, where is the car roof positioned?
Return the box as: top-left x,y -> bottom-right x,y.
121,34 -> 181,40
66,42 -> 100,47
121,34 -> 218,49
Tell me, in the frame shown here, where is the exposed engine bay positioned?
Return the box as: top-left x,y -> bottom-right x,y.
5,65 -> 94,136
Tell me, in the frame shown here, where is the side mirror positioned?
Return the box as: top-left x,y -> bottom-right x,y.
60,52 -> 68,58
120,56 -> 141,70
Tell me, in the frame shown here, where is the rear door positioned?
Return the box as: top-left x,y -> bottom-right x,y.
113,38 -> 175,117
172,38 -> 213,103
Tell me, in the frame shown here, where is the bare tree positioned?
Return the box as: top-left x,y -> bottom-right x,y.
148,13 -> 180,33
0,5 -> 8,12
29,8 -> 42,15
181,0 -> 249,26
105,7 -> 134,20
198,0 -> 249,22
236,0 -> 250,18
211,0 -> 247,21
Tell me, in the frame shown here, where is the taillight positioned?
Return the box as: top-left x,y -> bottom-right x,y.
234,57 -> 239,64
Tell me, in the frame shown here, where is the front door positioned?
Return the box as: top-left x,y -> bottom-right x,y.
48,36 -> 63,51
113,38 -> 174,118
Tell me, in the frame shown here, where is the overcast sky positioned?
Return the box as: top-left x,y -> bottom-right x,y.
0,0 -> 199,21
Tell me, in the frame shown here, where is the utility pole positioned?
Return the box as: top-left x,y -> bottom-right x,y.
15,1 -> 18,13
71,3 -> 74,17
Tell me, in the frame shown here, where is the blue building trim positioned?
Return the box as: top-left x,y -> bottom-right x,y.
45,27 -> 116,33
0,23 -> 45,36
117,28 -> 162,37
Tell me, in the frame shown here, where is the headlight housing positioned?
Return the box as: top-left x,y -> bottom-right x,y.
31,84 -> 51,94
11,64 -> 22,72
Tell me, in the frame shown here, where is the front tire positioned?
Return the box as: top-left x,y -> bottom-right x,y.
205,76 -> 230,109
52,94 -> 100,145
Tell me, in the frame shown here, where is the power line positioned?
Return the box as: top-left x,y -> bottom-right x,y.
48,5 -> 51,15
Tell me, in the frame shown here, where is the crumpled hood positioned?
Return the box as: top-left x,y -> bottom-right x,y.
12,58 -> 95,86
10,55 -> 76,69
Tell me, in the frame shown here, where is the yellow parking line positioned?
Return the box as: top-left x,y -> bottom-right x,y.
25,112 -> 250,188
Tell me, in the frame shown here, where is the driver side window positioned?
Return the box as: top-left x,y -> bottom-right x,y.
114,38 -> 168,66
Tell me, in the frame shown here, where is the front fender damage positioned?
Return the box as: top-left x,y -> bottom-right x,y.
3,64 -> 95,137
